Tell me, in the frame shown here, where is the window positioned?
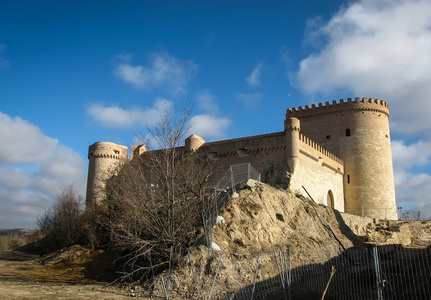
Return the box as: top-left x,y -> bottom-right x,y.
346,129 -> 351,137
326,135 -> 331,139
347,175 -> 350,184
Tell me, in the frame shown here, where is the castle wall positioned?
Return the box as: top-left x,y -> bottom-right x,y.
199,132 -> 290,187
196,127 -> 344,211
289,133 -> 344,211
286,97 -> 397,219
86,97 -> 397,220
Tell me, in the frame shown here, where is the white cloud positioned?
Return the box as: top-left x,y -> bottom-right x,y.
116,52 -> 197,95
235,92 -> 265,106
0,112 -> 86,229
195,89 -> 219,114
87,99 -> 173,128
392,139 -> 431,171
189,114 -> 231,140
87,94 -> 231,141
296,0 -> 431,134
0,44 -> 9,69
391,138 -> 431,219
246,63 -> 263,86
187,90 -> 231,140
393,171 -> 431,220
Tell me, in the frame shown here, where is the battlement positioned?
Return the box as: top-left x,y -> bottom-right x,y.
286,97 -> 389,118
88,142 -> 128,160
298,133 -> 343,165
201,132 -> 286,158
90,152 -> 124,160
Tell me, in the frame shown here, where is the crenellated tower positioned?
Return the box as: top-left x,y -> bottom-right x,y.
86,141 -> 128,208
286,97 -> 397,219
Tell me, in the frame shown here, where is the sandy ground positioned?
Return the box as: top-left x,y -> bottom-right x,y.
0,251 -> 132,300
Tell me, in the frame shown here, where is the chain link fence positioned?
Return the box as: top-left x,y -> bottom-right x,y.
228,245 -> 431,300
199,163 -> 261,248
397,208 -> 431,221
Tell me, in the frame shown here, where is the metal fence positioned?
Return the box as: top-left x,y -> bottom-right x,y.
230,245 -> 431,300
397,208 -> 430,221
200,163 -> 261,248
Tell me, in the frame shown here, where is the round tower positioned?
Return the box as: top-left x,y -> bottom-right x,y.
86,142 -> 128,208
285,97 -> 397,220
185,134 -> 205,151
284,117 -> 300,173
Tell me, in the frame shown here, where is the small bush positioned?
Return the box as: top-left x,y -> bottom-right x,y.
304,206 -> 310,214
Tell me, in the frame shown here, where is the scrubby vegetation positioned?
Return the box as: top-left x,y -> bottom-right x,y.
36,185 -> 85,250
99,106 -> 214,281
34,105 -> 214,283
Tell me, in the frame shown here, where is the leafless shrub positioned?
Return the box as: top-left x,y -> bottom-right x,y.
37,185 -> 85,248
102,105 -> 214,281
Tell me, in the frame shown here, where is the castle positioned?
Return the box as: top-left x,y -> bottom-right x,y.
86,97 -> 397,220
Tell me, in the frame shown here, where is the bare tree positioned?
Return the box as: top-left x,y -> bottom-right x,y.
37,185 -> 85,248
102,105 -> 214,280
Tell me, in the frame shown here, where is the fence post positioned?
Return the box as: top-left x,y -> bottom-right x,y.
372,247 -> 384,300
207,255 -> 223,300
187,249 -> 203,299
274,249 -> 288,300
230,166 -> 236,194
250,253 -> 261,300
287,246 -> 292,300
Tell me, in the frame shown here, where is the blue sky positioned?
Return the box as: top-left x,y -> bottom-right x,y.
1,0 -> 431,228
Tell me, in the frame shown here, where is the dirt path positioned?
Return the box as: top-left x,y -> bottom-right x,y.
0,251 -> 132,300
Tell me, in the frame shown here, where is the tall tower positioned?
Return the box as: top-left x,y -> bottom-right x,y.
86,142 -> 128,208
286,97 -> 397,220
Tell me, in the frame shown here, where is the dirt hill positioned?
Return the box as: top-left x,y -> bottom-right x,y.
212,181 -> 362,261
143,181 -> 431,299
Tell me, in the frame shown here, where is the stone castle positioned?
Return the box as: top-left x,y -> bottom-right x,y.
86,97 -> 397,220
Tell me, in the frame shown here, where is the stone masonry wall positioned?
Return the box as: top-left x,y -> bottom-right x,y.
289,134 -> 344,211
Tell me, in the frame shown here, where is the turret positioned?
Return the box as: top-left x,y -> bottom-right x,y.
86,142 -> 128,208
185,134 -> 205,151
284,117 -> 300,173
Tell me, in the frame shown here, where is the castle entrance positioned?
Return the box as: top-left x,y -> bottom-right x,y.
327,190 -> 334,208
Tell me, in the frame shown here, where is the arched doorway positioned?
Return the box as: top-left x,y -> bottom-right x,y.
327,190 -> 334,208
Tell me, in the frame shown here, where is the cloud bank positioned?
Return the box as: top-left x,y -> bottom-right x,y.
0,112 -> 86,229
